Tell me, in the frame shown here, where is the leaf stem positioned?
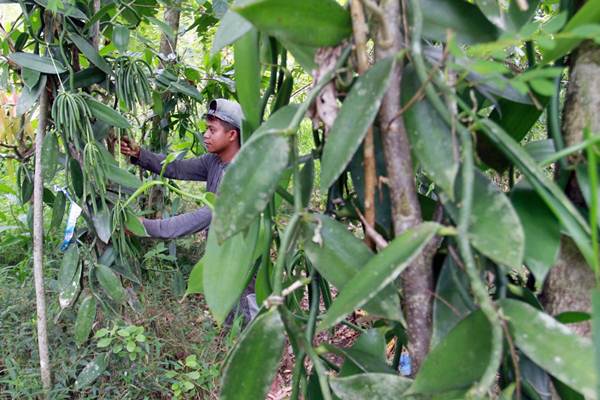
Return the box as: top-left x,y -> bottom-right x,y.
584,127 -> 600,284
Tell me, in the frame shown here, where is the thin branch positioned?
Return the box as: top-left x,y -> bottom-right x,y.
355,206 -> 389,250
501,318 -> 522,400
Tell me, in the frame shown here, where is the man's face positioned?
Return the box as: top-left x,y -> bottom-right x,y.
203,117 -> 237,154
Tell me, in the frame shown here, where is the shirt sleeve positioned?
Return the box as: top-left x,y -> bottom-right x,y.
142,207 -> 212,239
132,149 -> 210,181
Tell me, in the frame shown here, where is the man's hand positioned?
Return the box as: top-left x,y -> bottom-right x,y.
120,136 -> 141,158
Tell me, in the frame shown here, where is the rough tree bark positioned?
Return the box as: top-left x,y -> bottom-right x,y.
375,0 -> 433,373
148,2 -> 181,215
541,40 -> 599,337
32,82 -> 51,390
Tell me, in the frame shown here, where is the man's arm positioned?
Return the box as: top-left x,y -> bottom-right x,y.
142,207 -> 212,239
121,136 -> 210,181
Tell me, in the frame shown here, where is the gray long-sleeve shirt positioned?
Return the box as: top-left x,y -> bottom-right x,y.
132,149 -> 227,239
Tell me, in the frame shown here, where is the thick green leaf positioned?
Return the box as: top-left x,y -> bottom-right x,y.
74,295 -> 97,347
203,219 -> 259,323
84,97 -> 131,128
408,310 -> 492,395
479,118 -> 594,269
299,157 -> 314,208
500,299 -> 597,398
112,25 -> 130,53
419,0 -> 499,45
303,214 -> 403,322
234,28 -> 261,133
555,311 -> 591,325
511,185 -> 560,284
524,139 -> 556,164
431,256 -> 475,347
41,132 -> 59,182
69,159 -> 84,199
211,9 -> 253,56
402,66 -> 458,197
106,164 -> 142,189
330,373 -> 413,399
442,170 -> 524,270
58,245 -> 81,309
169,81 -> 203,101
146,16 -> 175,40
232,0 -> 351,47
66,67 -> 106,91
69,32 -> 111,74
337,329 -> 394,376
21,67 -> 40,89
280,39 -> 317,71
220,309 -> 285,400
213,131 -> 290,241
34,0 -> 88,19
186,259 -> 204,295
74,353 -> 108,390
51,190 -> 66,230
9,52 -> 66,74
505,0 -> 540,33
96,264 -> 126,304
542,0 -> 600,63
124,208 -> 148,237
92,205 -> 112,243
321,57 -> 395,192
16,74 -> 47,116
318,222 -> 440,331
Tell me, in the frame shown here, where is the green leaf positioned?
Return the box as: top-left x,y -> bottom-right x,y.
511,185 -> 560,284
169,81 -> 203,101
220,310 -> 285,400
112,25 -> 130,53
213,131 -> 290,242
146,16 -> 175,40
232,0 -> 351,47
408,310 -> 492,395
500,299 -> 597,398
9,52 -> 66,74
69,32 -> 111,74
542,0 -> 600,63
41,132 -> 59,182
303,214 -> 403,322
34,0 -> 88,19
69,159 -> 84,199
186,259 -> 204,295
234,28 -> 261,134
442,170 -> 524,270
21,67 -> 40,89
74,295 -> 97,347
16,75 -> 47,116
479,118 -> 595,270
555,311 -> 591,325
336,329 -> 394,376
280,39 -> 317,72
431,256 -> 474,347
84,96 -> 131,128
317,222 -> 440,331
51,190 -> 66,230
74,353 -> 108,390
58,245 -> 81,309
124,208 -> 148,237
106,164 -> 142,189
96,264 -> 126,304
419,0 -> 499,45
92,205 -> 112,244
505,0 -> 539,33
211,9 -> 253,56
320,57 -> 395,192
524,139 -> 556,164
66,66 -> 107,91
203,219 -> 259,324
299,157 -> 314,208
592,289 -> 600,400
330,373 -> 413,399
402,65 -> 458,197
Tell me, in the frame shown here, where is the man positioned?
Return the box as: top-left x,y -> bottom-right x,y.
121,98 -> 258,324
120,98 -> 242,239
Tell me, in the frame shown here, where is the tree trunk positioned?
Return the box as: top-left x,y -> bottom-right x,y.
32,84 -> 51,390
541,40 -> 600,336
376,0 -> 432,373
148,3 -> 181,215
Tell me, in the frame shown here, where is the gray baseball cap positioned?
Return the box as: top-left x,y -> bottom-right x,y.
204,98 -> 244,130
